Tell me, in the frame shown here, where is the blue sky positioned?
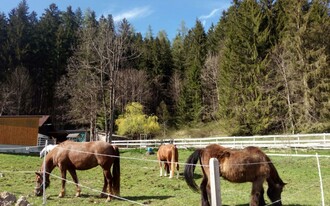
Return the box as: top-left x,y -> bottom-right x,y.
1,0 -> 232,40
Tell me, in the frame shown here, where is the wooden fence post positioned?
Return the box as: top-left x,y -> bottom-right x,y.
209,158 -> 221,206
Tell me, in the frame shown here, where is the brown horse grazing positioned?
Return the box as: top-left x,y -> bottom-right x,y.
184,144 -> 285,206
157,144 -> 179,178
34,141 -> 120,202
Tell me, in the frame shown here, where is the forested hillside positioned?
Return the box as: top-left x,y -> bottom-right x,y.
0,0 -> 329,137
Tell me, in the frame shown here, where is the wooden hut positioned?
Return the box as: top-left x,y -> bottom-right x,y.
0,115 -> 51,146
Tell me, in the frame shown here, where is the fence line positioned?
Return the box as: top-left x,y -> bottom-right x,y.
1,133 -> 329,154
111,133 -> 330,150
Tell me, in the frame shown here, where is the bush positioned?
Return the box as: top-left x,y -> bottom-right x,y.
115,102 -> 161,138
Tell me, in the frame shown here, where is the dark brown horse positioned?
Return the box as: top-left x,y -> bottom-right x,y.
184,144 -> 285,206
34,141 -> 120,202
157,144 -> 179,178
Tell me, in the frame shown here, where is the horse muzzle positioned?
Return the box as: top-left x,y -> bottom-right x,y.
34,186 -> 43,196
34,190 -> 43,196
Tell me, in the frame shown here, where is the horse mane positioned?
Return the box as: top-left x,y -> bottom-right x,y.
265,155 -> 286,186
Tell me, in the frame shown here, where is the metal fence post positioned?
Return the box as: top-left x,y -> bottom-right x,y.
209,158 -> 221,206
42,140 -> 48,205
316,153 -> 325,206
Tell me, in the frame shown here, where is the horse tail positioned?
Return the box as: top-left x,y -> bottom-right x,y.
174,145 -> 179,171
112,145 -> 120,196
184,149 -> 202,192
170,145 -> 176,177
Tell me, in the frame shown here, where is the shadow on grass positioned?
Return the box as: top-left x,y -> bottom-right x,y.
120,195 -> 173,201
47,194 -> 173,202
179,172 -> 203,179
221,204 -> 307,206
45,195 -> 308,206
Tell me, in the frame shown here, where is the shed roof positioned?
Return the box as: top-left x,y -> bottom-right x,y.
67,133 -> 81,138
0,115 -> 49,127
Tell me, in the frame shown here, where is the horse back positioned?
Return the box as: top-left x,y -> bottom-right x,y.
220,146 -> 271,183
157,144 -> 177,161
52,141 -> 117,170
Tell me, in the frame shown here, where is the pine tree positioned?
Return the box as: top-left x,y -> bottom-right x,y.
177,20 -> 207,124
218,0 -> 273,135
305,0 -> 330,131
56,6 -> 80,77
270,0 -> 329,133
0,13 -> 8,78
6,0 -> 34,68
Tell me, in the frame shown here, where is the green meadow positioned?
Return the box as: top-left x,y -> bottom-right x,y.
0,148 -> 329,205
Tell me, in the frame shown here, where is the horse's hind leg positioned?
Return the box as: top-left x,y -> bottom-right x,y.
68,169 -> 81,197
101,174 -> 107,198
200,176 -> 210,206
102,169 -> 113,202
251,178 -> 266,206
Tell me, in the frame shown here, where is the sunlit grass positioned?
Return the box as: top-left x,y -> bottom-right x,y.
0,148 -> 329,205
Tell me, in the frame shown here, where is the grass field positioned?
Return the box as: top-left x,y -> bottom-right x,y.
0,148 -> 329,206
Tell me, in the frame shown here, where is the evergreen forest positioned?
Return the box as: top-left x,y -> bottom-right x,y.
0,0 -> 329,138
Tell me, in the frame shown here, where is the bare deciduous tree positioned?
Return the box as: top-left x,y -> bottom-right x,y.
115,69 -> 151,113
0,67 -> 32,115
57,16 -> 139,142
169,70 -> 182,106
201,53 -> 219,121
93,18 -> 139,142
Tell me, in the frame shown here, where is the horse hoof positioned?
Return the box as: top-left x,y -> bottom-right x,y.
106,197 -> 111,202
75,193 -> 81,197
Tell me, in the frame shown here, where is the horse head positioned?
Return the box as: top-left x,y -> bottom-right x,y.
267,182 -> 286,206
34,171 -> 50,196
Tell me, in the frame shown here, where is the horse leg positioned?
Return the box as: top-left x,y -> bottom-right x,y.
159,161 -> 163,176
68,169 -> 81,197
59,169 -> 67,198
200,176 -> 210,206
166,161 -> 172,178
100,174 -> 108,198
169,162 -> 173,178
259,186 -> 266,206
169,161 -> 174,179
103,169 -> 113,202
164,162 -> 169,177
250,177 -> 265,206
176,162 -> 179,178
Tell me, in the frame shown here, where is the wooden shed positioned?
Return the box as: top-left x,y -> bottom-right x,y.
0,115 -> 50,146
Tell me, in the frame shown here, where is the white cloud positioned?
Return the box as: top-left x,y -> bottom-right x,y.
113,6 -> 153,22
199,8 -> 221,26
199,8 -> 220,20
